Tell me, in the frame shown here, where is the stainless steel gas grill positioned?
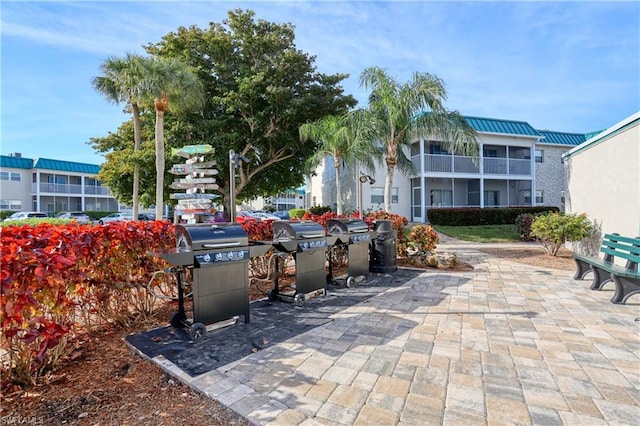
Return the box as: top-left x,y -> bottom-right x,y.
269,221 -> 328,306
158,223 -> 251,340
326,218 -> 375,287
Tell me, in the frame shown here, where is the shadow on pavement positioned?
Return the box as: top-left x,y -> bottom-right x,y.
126,268 -> 423,376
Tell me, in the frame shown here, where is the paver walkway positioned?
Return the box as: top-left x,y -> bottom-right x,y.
130,239 -> 640,425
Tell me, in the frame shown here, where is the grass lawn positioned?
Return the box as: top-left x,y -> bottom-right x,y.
432,224 -> 520,243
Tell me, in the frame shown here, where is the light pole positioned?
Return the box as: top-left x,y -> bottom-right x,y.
358,172 -> 375,218
228,149 -> 249,222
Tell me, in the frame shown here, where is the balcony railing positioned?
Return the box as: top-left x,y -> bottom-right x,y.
34,183 -> 111,196
418,154 -> 531,176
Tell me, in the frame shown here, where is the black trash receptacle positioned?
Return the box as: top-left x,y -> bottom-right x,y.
369,220 -> 398,273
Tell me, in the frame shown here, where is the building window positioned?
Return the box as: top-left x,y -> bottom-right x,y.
0,199 -> 22,210
371,187 -> 398,204
0,172 -> 21,181
483,148 -> 498,158
429,143 -> 449,155
536,190 -> 544,204
535,149 -> 544,163
430,190 -> 452,207
371,188 -> 384,204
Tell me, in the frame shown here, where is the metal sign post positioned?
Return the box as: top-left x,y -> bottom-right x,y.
229,150 -> 236,222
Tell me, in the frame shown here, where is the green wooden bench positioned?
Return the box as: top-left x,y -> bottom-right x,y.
573,233 -> 640,304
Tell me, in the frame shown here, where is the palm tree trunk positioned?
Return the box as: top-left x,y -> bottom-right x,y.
334,159 -> 342,215
155,109 -> 165,221
384,161 -> 394,213
132,103 -> 141,222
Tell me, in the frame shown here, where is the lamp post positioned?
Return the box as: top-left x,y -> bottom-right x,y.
358,173 -> 375,218
229,149 -> 249,222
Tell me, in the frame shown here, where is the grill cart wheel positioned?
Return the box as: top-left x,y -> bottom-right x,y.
346,276 -> 356,288
294,294 -> 305,307
189,322 -> 207,340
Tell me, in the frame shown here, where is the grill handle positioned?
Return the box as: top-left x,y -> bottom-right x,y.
202,241 -> 242,249
301,233 -> 325,239
350,227 -> 369,233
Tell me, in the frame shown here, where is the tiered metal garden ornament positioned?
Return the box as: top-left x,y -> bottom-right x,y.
169,144 -> 219,223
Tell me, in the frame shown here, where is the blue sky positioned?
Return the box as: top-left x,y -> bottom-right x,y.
2,0 -> 639,165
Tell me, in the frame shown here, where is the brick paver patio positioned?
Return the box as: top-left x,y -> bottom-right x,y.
134,240 -> 640,425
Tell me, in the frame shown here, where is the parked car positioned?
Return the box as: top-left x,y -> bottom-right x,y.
137,213 -> 156,221
98,212 -> 133,225
235,211 -> 261,224
55,211 -> 91,224
251,212 -> 281,221
272,211 -> 290,220
6,211 -> 48,220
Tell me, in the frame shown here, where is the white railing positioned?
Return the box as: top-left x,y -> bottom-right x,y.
34,183 -> 111,196
422,154 -> 531,176
84,186 -> 111,196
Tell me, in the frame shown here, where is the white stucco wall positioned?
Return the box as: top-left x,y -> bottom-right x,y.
564,113 -> 640,238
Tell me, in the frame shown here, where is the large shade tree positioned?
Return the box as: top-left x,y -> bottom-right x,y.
92,53 -> 147,220
145,9 -> 356,214
358,66 -> 479,212
300,114 -> 378,215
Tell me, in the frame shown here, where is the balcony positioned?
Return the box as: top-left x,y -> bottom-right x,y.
416,154 -> 531,176
33,183 -> 111,196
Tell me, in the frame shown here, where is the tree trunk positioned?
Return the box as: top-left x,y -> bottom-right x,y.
384,140 -> 398,213
334,157 -> 343,215
384,160 -> 394,213
155,109 -> 165,221
132,103 -> 141,222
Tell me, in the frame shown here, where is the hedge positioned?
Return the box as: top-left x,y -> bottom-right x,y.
426,206 -> 560,226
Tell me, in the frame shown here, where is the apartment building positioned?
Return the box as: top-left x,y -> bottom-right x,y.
0,153 -> 119,215
307,115 -> 594,221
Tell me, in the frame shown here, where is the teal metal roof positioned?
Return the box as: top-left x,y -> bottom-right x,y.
0,155 -> 34,169
415,113 -> 541,138
583,129 -> 605,140
536,130 -> 587,146
0,155 -> 101,174
34,158 -> 100,174
464,116 -> 541,138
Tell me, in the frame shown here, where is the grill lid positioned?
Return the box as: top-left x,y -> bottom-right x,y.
326,218 -> 369,235
175,223 -> 249,251
272,220 -> 325,241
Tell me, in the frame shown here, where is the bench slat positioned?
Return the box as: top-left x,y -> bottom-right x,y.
603,234 -> 640,245
600,247 -> 640,264
601,240 -> 640,254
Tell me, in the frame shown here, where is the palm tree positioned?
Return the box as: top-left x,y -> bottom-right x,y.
300,113 -> 377,215
140,57 -> 204,220
358,66 -> 478,212
92,54 -> 146,221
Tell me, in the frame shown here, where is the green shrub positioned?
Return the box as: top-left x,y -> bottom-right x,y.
408,224 -> 439,252
515,213 -> 536,241
308,205 -> 332,215
427,206 -> 559,226
289,208 -> 306,219
1,218 -> 68,227
531,212 -> 592,256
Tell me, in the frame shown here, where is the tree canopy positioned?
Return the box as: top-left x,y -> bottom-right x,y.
123,9 -> 356,212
